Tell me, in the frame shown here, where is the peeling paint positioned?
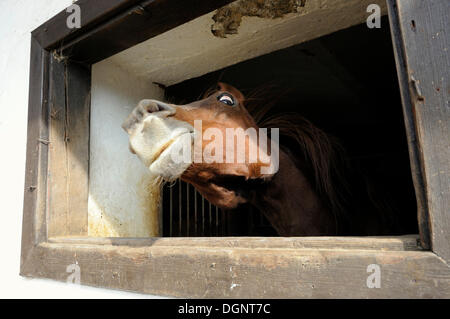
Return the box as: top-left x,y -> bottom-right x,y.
211,0 -> 304,38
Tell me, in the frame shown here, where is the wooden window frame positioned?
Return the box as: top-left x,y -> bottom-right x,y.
21,0 -> 450,298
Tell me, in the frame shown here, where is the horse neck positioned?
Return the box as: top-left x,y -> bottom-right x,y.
249,149 -> 336,236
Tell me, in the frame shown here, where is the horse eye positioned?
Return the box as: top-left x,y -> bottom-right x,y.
218,93 -> 235,106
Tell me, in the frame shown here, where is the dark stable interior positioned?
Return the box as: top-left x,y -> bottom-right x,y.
162,16 -> 418,237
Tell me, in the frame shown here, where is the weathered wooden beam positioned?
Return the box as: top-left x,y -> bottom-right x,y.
49,235 -> 423,251
21,37 -> 50,259
32,0 -> 144,50
46,0 -> 236,64
388,0 -> 450,260
48,57 -> 90,237
48,55 -> 68,237
21,241 -> 450,298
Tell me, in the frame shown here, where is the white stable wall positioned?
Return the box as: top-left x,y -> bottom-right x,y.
89,62 -> 164,237
0,0 -> 161,298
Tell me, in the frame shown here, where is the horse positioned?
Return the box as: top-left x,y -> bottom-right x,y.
122,82 -> 401,236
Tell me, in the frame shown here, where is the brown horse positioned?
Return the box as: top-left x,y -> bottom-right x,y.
122,83 -> 398,236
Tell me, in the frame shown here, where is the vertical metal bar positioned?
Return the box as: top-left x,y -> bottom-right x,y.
179,180 -> 182,236
202,196 -> 205,236
209,202 -> 212,236
249,205 -> 254,235
159,187 -> 163,237
215,206 -> 219,236
169,186 -> 173,236
222,209 -> 226,236
194,188 -> 198,236
186,182 -> 189,236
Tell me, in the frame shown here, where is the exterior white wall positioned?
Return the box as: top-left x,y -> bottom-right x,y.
0,0 -> 160,298
89,61 -> 164,237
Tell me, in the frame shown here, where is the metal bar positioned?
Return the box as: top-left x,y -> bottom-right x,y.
215,206 -> 219,236
159,186 -> 163,237
186,182 -> 189,236
221,209 -> 225,236
179,180 -> 182,236
194,188 -> 198,236
202,196 -> 205,236
169,186 -> 173,237
209,202 -> 212,236
249,205 -> 254,235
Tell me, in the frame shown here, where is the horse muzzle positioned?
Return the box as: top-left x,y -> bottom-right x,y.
122,99 -> 195,180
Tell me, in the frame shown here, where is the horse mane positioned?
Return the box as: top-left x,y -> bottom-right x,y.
201,83 -> 396,234
243,87 -> 355,232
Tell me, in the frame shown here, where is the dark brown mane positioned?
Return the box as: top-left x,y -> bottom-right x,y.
242,88 -> 352,232
189,83 -> 399,235
242,85 -> 398,235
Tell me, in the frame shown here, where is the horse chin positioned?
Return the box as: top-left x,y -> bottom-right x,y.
180,170 -> 250,209
147,134 -> 193,180
186,180 -> 247,210
209,183 -> 248,209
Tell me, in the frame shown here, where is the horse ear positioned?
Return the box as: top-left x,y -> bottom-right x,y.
217,82 -> 245,104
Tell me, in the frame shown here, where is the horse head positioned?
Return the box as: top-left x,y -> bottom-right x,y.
122,83 -> 276,209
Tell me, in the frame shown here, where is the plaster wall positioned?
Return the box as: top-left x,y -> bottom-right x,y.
89,62 -> 164,237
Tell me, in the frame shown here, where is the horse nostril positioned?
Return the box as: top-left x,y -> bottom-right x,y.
155,102 -> 165,112
154,101 -> 173,112
144,101 -> 160,113
140,100 -> 173,113
134,99 -> 175,119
